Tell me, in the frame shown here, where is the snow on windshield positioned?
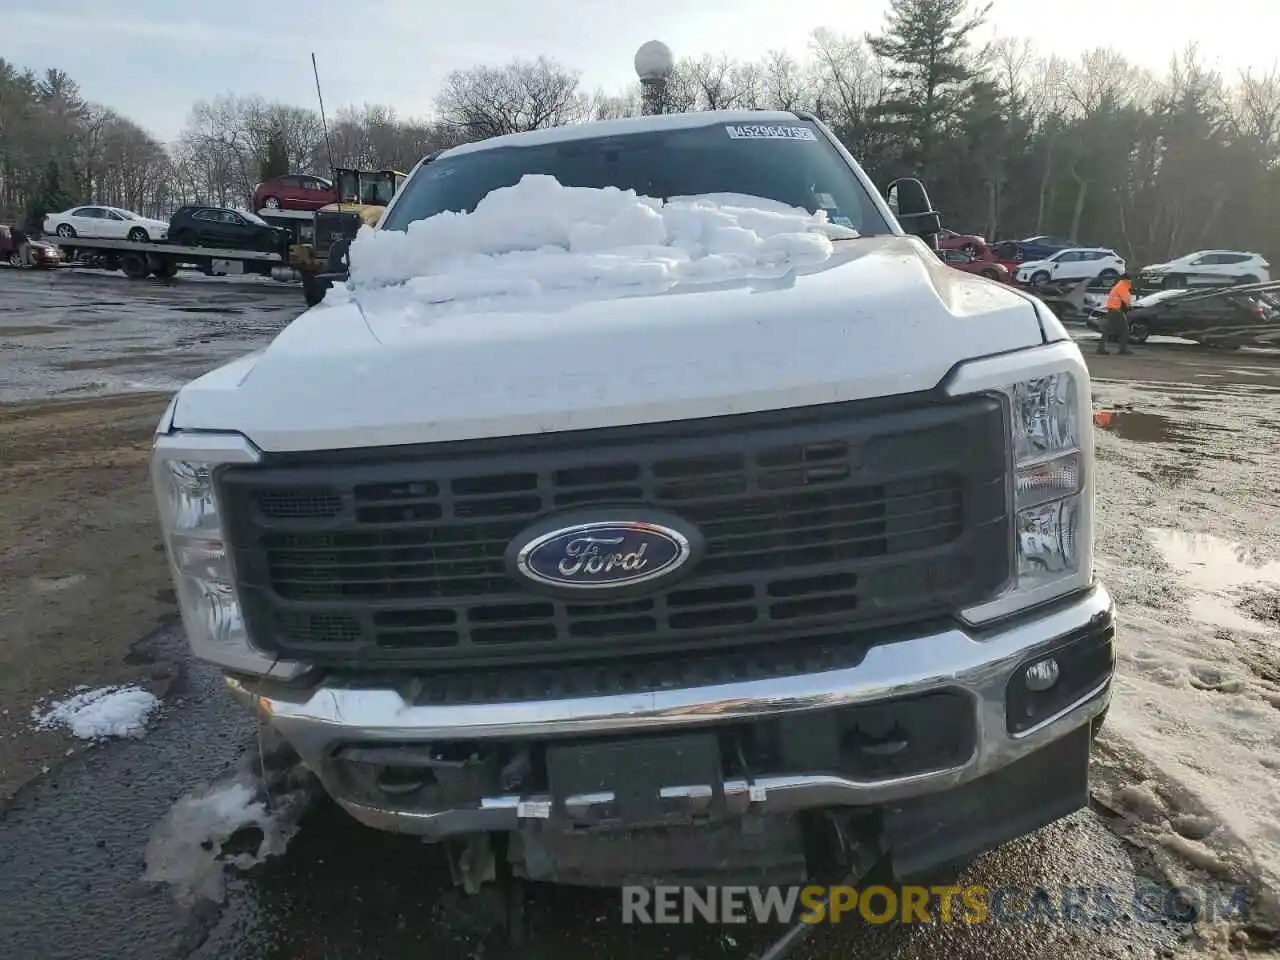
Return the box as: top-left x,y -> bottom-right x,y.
347,174 -> 855,307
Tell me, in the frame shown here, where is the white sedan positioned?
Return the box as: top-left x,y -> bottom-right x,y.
43,205 -> 169,242
1015,247 -> 1126,286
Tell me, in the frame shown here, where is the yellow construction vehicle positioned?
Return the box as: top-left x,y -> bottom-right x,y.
291,166 -> 407,305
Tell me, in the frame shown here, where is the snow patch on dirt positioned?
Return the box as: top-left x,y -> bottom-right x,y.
29,573 -> 86,594
31,685 -> 160,740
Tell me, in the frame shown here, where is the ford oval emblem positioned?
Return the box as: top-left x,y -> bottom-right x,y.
511,515 -> 698,591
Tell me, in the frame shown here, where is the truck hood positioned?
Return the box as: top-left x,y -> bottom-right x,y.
1016,259 -> 1052,272
1142,262 -> 1173,273
171,235 -> 1048,452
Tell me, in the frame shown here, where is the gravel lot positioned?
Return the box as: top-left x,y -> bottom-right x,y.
1,265 -> 1278,960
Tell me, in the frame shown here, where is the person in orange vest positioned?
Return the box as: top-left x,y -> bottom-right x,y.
1097,272 -> 1134,355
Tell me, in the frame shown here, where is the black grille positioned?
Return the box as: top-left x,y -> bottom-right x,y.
218,394 -> 1011,668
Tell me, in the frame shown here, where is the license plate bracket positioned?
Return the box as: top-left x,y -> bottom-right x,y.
545,734 -> 723,823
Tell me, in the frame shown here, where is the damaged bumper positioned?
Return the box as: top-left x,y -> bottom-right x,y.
228,582 -> 1114,876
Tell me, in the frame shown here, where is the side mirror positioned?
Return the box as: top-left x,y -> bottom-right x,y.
886,177 -> 942,242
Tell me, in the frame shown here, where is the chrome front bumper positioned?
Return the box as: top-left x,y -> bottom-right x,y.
229,583 -> 1114,836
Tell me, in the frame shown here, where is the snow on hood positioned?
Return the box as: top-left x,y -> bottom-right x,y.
172,177 -> 1047,452
346,174 -> 855,305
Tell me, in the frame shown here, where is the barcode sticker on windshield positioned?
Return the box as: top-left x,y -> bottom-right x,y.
725,124 -> 817,141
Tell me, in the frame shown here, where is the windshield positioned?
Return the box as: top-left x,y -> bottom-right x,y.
362,175 -> 396,205
382,120 -> 891,235
112,208 -> 140,220
336,170 -> 358,203
238,209 -> 268,226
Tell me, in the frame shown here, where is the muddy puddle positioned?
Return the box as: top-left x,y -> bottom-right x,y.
1148,528 -> 1280,632
1094,409 -> 1230,444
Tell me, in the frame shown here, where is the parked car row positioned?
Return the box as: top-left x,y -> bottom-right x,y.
18,193 -> 1277,293
37,203 -> 291,255
936,226 -> 1272,293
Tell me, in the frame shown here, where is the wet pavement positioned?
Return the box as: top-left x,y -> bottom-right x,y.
0,626 -> 256,960
3,267 -> 1280,959
4,264 -> 1280,405
0,266 -> 298,403
0,647 -> 1194,960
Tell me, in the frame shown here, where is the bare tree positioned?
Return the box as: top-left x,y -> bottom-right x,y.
1060,47 -> 1155,117
760,50 -> 815,112
1229,67 -> 1280,156
657,61 -> 701,114
684,55 -> 749,110
807,28 -> 888,159
1055,48 -> 1157,239
436,57 -> 587,139
586,88 -> 641,121
316,104 -> 457,171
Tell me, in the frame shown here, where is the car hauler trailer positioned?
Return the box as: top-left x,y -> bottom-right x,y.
256,209 -> 317,248
52,236 -> 294,283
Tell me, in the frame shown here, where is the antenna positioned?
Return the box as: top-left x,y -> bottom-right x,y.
311,51 -> 336,178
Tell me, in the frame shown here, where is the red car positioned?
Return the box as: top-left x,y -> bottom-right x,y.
939,249 -> 1010,282
252,174 -> 337,212
985,240 -> 1027,277
937,227 -> 987,256
0,224 -> 62,268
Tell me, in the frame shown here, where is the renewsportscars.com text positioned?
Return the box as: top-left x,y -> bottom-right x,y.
621,884 -> 1251,925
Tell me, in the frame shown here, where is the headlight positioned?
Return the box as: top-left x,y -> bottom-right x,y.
945,340 -> 1094,623
152,432 -> 306,679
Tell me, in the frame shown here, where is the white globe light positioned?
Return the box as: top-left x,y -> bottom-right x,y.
634,40 -> 674,81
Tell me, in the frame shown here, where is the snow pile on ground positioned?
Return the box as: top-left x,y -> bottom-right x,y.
347,175 -> 848,305
143,765 -> 314,906
31,684 -> 160,740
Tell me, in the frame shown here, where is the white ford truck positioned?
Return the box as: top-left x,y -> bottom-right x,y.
152,110 -> 1113,899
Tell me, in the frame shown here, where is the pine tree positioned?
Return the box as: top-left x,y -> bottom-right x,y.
25,159 -> 72,232
867,0 -> 990,178
259,126 -> 291,182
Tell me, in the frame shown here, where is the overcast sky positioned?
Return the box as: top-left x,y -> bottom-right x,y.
7,0 -> 1278,143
